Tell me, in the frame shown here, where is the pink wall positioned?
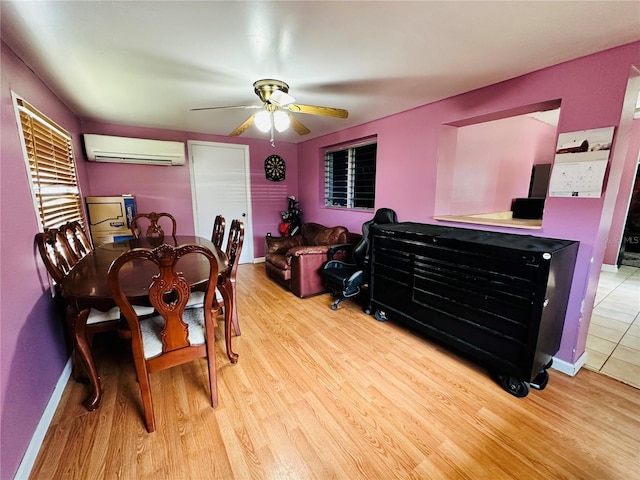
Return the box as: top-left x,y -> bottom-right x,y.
298,42 -> 640,369
603,118 -> 640,265
3,35 -> 640,479
435,115 -> 556,216
80,121 -> 299,258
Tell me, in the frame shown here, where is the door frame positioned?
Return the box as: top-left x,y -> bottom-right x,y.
187,140 -> 254,262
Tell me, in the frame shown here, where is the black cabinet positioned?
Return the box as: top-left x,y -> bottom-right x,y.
370,222 -> 579,397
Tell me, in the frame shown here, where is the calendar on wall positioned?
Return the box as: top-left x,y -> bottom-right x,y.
548,127 -> 615,198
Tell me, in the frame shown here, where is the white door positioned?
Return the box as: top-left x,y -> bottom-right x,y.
188,140 -> 253,263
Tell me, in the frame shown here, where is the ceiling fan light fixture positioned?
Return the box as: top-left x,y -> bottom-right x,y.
254,110 -> 271,132
273,110 -> 290,132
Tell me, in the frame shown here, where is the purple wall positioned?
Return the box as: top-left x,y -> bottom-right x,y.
1,41 -> 81,479
298,42 -> 640,368
2,41 -> 299,478
3,35 -> 640,479
81,121 -> 299,258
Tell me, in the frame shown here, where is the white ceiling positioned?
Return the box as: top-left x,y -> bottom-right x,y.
2,1 -> 639,143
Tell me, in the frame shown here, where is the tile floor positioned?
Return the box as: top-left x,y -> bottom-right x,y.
584,265 -> 640,389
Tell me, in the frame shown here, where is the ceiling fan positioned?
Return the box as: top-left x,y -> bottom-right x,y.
191,79 -> 348,145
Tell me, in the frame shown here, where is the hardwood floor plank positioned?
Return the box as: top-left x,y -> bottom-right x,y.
28,263 -> 640,480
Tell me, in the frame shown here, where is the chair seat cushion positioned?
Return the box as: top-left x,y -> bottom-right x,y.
86,305 -> 155,325
86,307 -> 120,325
322,264 -> 362,288
185,289 -> 224,309
141,308 -> 206,359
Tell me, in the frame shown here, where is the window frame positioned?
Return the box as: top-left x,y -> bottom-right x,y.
324,137 -> 377,210
13,92 -> 85,232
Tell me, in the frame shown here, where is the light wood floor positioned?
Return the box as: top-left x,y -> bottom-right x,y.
30,263 -> 640,480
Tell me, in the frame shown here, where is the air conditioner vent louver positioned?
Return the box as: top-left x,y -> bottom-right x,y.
83,134 -> 185,166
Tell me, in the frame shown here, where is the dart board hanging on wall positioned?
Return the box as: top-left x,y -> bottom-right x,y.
264,154 -> 286,181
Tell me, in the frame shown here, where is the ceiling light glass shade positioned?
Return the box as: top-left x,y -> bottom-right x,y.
273,110 -> 290,132
254,110 -> 271,132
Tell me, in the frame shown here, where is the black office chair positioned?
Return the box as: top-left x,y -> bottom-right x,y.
322,208 -> 398,311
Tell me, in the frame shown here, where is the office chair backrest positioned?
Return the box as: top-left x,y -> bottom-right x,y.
353,208 -> 398,267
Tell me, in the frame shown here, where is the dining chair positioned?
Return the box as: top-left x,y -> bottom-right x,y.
36,228 -> 122,378
107,243 -> 220,433
35,228 -> 78,288
186,219 -> 244,337
219,219 -> 244,337
59,220 -> 93,263
131,212 -> 177,240
211,214 -> 225,249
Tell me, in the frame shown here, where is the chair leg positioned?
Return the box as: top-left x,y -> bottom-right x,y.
135,364 -> 155,433
205,335 -> 218,408
220,283 -> 238,363
230,280 -> 240,336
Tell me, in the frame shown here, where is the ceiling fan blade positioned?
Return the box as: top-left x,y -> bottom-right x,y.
269,90 -> 296,107
286,103 -> 348,119
229,115 -> 255,137
288,114 -> 311,135
190,105 -> 262,112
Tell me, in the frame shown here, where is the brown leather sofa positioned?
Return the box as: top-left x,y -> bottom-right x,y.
265,222 -> 360,298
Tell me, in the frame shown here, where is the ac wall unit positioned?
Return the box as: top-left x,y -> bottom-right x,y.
83,134 -> 186,166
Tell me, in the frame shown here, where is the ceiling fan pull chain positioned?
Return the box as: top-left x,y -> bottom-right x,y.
270,113 -> 276,147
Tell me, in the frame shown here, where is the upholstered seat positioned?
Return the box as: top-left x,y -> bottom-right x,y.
264,223 -> 360,298
322,208 -> 398,311
139,308 -> 206,359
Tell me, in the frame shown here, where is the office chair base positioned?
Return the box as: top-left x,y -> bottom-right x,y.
329,286 -> 360,310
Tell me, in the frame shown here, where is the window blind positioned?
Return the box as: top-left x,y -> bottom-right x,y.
17,98 -> 84,230
325,141 -> 376,209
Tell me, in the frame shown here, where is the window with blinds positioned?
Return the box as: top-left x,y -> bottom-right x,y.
324,140 -> 377,209
15,97 -> 84,230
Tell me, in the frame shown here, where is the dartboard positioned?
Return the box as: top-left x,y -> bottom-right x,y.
264,154 -> 286,181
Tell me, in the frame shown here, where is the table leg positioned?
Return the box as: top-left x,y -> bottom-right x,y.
219,284 -> 238,363
66,305 -> 102,411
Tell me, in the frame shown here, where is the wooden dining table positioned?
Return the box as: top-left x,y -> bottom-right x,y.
60,235 -> 236,411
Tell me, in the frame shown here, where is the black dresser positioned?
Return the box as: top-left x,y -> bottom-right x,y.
370,222 -> 579,397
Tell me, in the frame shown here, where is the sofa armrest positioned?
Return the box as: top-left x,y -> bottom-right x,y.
327,243 -> 354,261
265,235 -> 303,255
287,245 -> 330,257
290,251 -> 331,298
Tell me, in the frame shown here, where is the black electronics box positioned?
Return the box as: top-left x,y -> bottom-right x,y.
512,198 -> 545,219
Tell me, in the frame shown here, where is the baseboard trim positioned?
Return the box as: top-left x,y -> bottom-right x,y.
14,356 -> 72,480
551,352 -> 587,377
601,263 -> 619,273
253,257 -> 265,264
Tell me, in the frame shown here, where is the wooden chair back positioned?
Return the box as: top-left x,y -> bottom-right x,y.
107,243 -> 219,432
131,212 -> 177,240
218,219 -> 244,336
59,221 -> 93,262
35,228 -> 77,286
224,219 -> 244,281
211,214 -> 225,249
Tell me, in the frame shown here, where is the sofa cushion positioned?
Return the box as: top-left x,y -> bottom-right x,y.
302,223 -> 348,246
266,253 -> 291,270
288,245 -> 331,257
266,235 -> 303,255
